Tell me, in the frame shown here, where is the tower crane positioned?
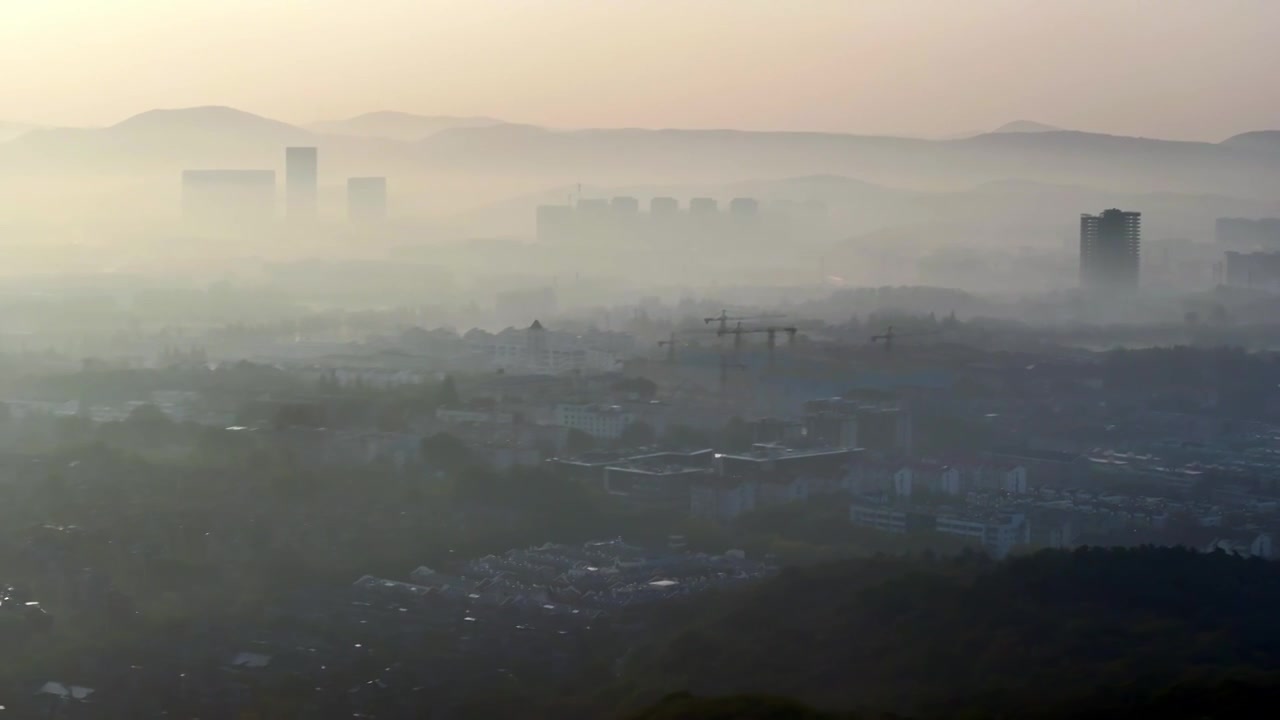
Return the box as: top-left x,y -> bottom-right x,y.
657,328 -> 719,363
658,333 -> 678,364
718,354 -> 748,397
704,310 -> 787,334
717,323 -> 799,367
655,329 -> 747,396
869,325 -> 940,352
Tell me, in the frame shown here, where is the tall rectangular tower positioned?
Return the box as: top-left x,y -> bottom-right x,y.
285,147 -> 318,220
1080,209 -> 1140,292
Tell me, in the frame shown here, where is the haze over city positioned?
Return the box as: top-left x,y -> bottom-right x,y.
3,0 -> 1280,140
7,2 -> 1280,718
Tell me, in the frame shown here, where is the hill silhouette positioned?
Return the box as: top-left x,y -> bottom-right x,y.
0,106 -> 313,172
1220,130 -> 1280,152
990,120 -> 1062,134
307,111 -> 505,141
606,547 -> 1280,718
3,106 -> 1280,203
416,123 -> 1280,198
623,681 -> 1280,720
0,120 -> 36,142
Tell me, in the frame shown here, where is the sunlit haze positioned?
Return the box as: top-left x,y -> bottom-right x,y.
3,0 -> 1279,139
10,2 -> 1280,718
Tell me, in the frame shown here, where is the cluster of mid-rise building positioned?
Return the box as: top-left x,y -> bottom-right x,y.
1213,217 -> 1280,291
536,195 -> 816,247
181,146 -> 387,228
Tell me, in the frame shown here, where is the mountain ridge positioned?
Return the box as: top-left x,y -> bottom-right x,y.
990,120 -> 1062,134
3,106 -> 1280,201
307,111 -> 505,141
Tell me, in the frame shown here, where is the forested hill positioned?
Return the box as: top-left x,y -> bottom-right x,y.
627,681 -> 1280,720
604,547 -> 1280,719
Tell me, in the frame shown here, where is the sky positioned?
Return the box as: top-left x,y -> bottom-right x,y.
1,0 -> 1278,140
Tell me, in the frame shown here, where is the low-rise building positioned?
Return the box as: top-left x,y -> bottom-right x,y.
848,500 -> 1030,558
554,404 -> 637,440
934,512 -> 1029,559
604,463 -> 710,513
691,478 -> 757,521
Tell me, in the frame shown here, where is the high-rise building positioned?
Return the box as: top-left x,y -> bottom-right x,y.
729,197 -> 759,217
689,197 -> 718,216
611,196 -> 639,214
347,177 -> 387,223
181,170 -> 276,226
1224,251 -> 1280,291
650,197 -> 679,215
576,198 -> 609,216
536,205 -> 573,243
285,147 -> 318,220
1080,209 -> 1141,291
1216,217 -> 1280,250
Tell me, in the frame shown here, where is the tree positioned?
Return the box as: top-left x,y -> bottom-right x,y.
614,376 -> 658,401
437,375 -> 461,408
127,403 -> 173,428
565,429 -> 596,455
421,432 -> 473,474
271,403 -> 325,430
662,424 -> 712,450
618,420 -> 657,448
54,414 -> 94,447
721,417 -> 753,452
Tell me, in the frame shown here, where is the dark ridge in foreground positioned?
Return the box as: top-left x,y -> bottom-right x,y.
599,547 -> 1280,718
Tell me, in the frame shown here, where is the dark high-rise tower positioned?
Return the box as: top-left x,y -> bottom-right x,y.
1080,209 -> 1140,291
285,147 -> 318,220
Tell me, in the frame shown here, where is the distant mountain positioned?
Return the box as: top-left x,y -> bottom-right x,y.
110,106 -> 305,138
990,120 -> 1062,134
5,105 -> 1280,205
417,124 -> 1280,200
0,106 -> 439,180
0,106 -> 314,172
0,121 -> 36,142
1220,130 -> 1280,152
307,111 -> 505,141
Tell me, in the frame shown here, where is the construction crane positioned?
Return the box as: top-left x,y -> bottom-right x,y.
656,329 -> 747,396
658,332 -> 679,363
717,323 -> 799,367
869,325 -> 940,352
718,354 -> 747,397
704,310 -> 786,334
657,328 -> 719,363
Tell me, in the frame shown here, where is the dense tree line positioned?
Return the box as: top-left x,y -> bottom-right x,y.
581,547 -> 1280,719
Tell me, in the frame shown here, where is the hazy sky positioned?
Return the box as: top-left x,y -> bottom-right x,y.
2,0 -> 1278,140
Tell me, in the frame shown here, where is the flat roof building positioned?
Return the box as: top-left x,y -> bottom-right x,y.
689,197 -> 718,216
729,197 -> 759,217
536,205 -> 573,243
650,197 -> 679,215
611,196 -> 639,214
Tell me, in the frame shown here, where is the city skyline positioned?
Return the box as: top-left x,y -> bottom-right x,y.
3,1 -> 1280,141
